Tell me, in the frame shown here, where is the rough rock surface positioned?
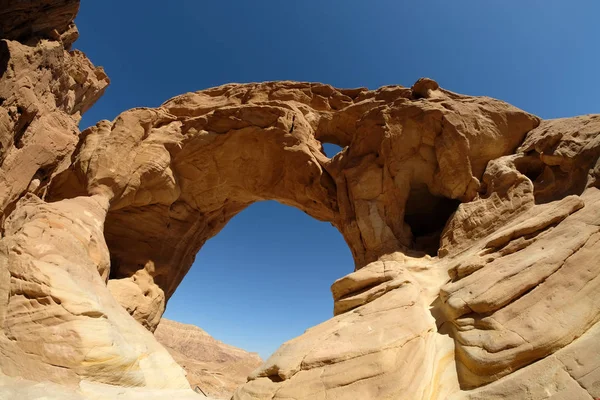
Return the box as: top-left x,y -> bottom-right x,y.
154,319 -> 263,399
48,78 -> 538,333
0,0 -> 81,46
0,0 -> 187,392
0,2 -> 108,225
0,373 -> 215,400
1,2 -> 599,399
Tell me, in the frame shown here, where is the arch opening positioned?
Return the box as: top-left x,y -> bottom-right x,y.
162,200 -> 353,359
149,200 -> 352,396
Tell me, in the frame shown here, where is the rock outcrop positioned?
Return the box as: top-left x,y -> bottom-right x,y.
155,319 -> 263,399
47,78 -> 539,336
1,2 -> 599,399
0,0 -> 190,395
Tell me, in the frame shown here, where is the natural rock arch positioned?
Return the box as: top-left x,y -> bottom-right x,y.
1,4 -> 600,398
46,79 -> 538,333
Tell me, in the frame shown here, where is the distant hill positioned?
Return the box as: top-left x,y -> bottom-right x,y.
154,319 -> 263,399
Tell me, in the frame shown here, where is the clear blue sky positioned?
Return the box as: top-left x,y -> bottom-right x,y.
75,1 -> 599,359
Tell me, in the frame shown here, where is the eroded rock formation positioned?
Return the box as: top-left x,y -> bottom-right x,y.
46,77 -> 539,336
0,1 -> 599,399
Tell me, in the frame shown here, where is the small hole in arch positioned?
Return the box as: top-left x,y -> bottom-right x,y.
322,143 -> 343,158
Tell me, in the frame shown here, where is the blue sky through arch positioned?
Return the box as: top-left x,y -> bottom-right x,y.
323,143 -> 343,159
163,201 -> 352,359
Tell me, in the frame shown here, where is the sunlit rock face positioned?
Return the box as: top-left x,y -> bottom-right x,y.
1,1 -> 599,399
0,0 -> 189,392
48,77 -> 539,330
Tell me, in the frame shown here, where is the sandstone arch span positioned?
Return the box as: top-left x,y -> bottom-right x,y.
45,79 -> 538,334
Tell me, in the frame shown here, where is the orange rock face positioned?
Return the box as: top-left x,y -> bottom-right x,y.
48,78 -> 539,329
1,2 -> 599,399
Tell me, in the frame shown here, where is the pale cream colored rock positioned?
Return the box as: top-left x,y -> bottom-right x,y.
449,318 -> 600,399
234,256 -> 459,400
108,265 -> 166,332
0,195 -> 189,388
437,117 -> 600,390
0,373 -> 214,400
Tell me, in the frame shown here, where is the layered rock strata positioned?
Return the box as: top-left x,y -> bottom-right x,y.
0,0 -> 188,392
